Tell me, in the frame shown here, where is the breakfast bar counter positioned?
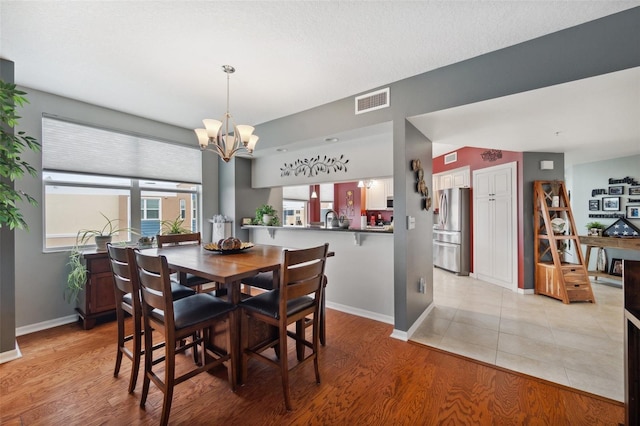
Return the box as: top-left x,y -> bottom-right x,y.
243,225 -> 394,324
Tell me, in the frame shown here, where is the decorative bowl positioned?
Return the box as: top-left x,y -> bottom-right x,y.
203,242 -> 254,253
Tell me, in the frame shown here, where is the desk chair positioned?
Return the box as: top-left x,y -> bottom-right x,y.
106,244 -> 195,393
135,251 -> 236,426
239,243 -> 329,411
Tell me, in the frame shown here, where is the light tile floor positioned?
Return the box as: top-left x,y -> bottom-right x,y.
411,268 -> 624,401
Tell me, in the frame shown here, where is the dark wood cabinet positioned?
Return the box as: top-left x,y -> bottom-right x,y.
625,259 -> 640,425
76,250 -> 116,329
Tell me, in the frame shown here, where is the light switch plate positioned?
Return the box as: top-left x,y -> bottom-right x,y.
407,216 -> 415,230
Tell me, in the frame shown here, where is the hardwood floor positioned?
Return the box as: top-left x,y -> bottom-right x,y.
1,309 -> 624,425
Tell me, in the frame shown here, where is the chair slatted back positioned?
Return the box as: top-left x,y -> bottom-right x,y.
107,245 -> 141,310
281,243 -> 329,302
135,252 -> 175,321
156,232 -> 201,248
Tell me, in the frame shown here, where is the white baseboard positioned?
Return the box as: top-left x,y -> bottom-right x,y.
326,301 -> 393,325
15,314 -> 78,337
0,342 -> 22,364
391,302 -> 435,341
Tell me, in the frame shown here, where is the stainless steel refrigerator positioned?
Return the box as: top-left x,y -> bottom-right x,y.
433,187 -> 470,275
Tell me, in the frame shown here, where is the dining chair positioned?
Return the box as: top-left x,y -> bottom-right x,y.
135,251 -> 237,426
239,243 -> 329,411
106,244 -> 195,393
156,232 -> 225,296
242,271 -> 329,347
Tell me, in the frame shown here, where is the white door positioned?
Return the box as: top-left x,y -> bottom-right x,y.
473,162 -> 517,290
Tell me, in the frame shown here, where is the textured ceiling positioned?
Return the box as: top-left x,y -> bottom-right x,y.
1,1 -> 638,163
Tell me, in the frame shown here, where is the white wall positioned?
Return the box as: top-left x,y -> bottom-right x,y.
570,154 -> 640,269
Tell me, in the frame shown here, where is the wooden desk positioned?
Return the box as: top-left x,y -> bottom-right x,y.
580,236 -> 640,281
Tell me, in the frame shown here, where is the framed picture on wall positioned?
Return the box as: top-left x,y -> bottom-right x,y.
602,197 -> 620,211
588,199 -> 600,211
627,206 -> 640,219
241,217 -> 253,225
609,186 -> 624,195
630,186 -> 640,196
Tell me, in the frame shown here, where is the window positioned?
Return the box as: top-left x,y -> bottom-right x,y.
44,172 -> 133,249
42,116 -> 202,250
142,199 -> 160,220
141,180 -> 198,237
191,194 -> 197,232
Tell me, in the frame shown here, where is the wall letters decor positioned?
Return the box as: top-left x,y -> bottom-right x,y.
280,154 -> 349,177
609,176 -> 639,185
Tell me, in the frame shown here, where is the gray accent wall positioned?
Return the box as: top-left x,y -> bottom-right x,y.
11,88 -> 197,329
522,152 -> 566,289
1,59 -> 17,354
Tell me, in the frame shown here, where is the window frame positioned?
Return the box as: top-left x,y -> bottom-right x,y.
43,171 -> 201,252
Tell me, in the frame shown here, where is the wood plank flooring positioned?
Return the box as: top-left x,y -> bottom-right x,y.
0,309 -> 624,425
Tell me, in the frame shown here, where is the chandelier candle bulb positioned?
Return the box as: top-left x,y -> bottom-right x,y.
194,65 -> 258,162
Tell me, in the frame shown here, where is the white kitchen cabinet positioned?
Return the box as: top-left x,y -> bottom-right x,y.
472,162 -> 516,290
433,167 -> 469,211
434,166 -> 470,191
366,178 -> 392,210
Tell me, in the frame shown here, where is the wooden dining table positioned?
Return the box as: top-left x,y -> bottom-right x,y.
141,243 -> 286,383
144,243 -> 284,304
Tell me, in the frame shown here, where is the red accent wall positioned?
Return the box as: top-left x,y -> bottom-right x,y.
309,185 -> 320,222
334,182 -> 362,223
433,147 -> 525,289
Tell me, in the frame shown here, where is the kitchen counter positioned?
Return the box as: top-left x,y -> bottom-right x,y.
242,225 -> 393,233
242,225 -> 392,245
244,224 -> 394,323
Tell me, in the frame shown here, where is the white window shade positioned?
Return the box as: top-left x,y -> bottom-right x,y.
319,183 -> 334,202
282,185 -> 311,201
42,116 -> 202,183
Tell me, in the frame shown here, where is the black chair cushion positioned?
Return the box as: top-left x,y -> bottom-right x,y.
239,290 -> 314,319
185,273 -> 211,287
170,281 -> 196,301
242,271 -> 275,290
172,294 -> 235,330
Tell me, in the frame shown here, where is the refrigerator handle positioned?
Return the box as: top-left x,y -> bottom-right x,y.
439,191 -> 448,227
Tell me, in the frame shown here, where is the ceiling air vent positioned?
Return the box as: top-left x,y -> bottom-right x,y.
444,152 -> 458,164
355,88 -> 390,115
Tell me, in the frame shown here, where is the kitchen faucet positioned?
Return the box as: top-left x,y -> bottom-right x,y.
325,209 -> 338,228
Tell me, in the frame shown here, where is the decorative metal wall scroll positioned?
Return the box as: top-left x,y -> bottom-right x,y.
280,154 -> 349,178
480,149 -> 502,162
411,159 -> 431,211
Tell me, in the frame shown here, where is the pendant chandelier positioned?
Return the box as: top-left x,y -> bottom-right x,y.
195,65 -> 258,162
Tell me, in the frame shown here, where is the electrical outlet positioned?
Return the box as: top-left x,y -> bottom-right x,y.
418,277 -> 426,293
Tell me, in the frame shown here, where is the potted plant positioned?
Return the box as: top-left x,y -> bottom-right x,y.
254,204 -> 279,226
76,212 -> 135,251
0,80 -> 40,230
65,213 -> 137,302
585,221 -> 606,236
160,216 -> 190,235
137,236 -> 155,249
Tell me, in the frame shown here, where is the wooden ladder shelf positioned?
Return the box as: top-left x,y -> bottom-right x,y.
533,180 -> 595,304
